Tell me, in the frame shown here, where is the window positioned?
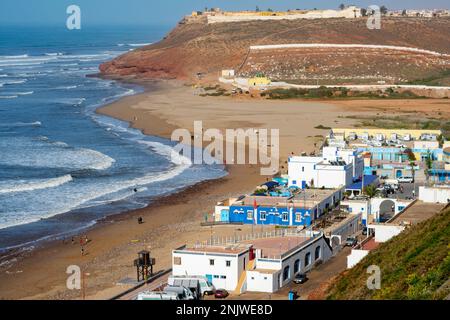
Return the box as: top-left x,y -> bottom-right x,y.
302,166 -> 305,172
264,277 -> 267,280
282,212 -> 288,222
226,260 -> 231,267
294,259 -> 300,274
251,277 -> 255,280
247,210 -> 253,220
209,259 -> 215,266
283,266 -> 290,281
305,252 -> 311,266
292,180 -> 297,185
315,246 -> 321,261
295,213 -> 301,222
220,275 -> 227,279
260,211 -> 266,221
173,257 -> 181,265
213,275 -> 219,279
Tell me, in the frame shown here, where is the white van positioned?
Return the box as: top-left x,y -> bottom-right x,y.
398,176 -> 414,183
168,275 -> 215,296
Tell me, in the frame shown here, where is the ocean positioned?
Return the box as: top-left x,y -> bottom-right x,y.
0,25 -> 226,251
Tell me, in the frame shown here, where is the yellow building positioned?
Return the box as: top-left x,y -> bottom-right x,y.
248,76 -> 271,87
331,128 -> 442,141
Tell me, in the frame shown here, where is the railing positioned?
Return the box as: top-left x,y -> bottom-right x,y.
193,228 -> 317,248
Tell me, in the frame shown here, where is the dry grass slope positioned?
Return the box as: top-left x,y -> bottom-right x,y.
100,17 -> 450,81
326,208 -> 450,300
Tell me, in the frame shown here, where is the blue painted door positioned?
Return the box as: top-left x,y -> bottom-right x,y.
206,274 -> 213,283
220,209 -> 229,222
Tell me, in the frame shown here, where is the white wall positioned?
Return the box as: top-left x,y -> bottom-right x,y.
341,200 -> 369,215
214,205 -> 229,222
341,200 -> 370,223
322,147 -> 363,180
370,198 -> 414,220
288,156 -> 322,187
207,7 -> 361,23
368,224 -> 405,243
419,186 -> 450,204
347,249 -> 370,269
316,164 -> 353,188
172,250 -> 249,291
246,271 -> 275,293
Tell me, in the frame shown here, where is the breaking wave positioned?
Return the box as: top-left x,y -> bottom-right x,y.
0,175 -> 73,194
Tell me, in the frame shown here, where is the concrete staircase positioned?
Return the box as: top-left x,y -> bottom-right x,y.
233,259 -> 255,295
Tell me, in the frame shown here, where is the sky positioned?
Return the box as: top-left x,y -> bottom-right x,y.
0,0 -> 449,26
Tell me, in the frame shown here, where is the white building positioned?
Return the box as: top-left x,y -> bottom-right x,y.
413,140 -> 440,150
419,185 -> 450,204
172,244 -> 250,291
221,69 -> 235,78
367,224 -> 405,242
246,233 -> 333,293
341,197 -> 414,225
341,199 -> 370,224
288,147 -> 363,189
323,147 -> 364,180
172,230 -> 333,294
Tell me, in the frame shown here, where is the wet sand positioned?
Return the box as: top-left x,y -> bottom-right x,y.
0,80 -> 448,300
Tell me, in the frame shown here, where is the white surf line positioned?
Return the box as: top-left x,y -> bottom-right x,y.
249,43 -> 450,57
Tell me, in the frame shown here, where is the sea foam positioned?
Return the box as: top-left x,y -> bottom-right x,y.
0,174 -> 73,194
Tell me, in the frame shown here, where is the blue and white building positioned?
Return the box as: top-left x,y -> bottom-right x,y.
215,188 -> 344,227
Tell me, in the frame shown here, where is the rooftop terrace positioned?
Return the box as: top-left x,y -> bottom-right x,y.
234,188 -> 338,209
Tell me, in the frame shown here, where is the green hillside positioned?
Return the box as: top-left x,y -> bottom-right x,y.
326,207 -> 450,300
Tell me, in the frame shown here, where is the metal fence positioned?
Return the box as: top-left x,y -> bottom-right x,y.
194,228 -> 318,248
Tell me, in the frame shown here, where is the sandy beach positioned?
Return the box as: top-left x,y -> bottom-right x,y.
0,80 -> 448,300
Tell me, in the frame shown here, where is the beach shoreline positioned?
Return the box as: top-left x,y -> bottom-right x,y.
1,78 -> 449,300
0,80 -> 266,300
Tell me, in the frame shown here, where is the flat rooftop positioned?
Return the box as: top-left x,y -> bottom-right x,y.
243,235 -> 311,258
179,244 -> 251,255
180,234 -> 314,259
235,189 -> 338,209
389,201 -> 444,225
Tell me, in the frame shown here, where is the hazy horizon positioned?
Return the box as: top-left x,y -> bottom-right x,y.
0,0 -> 449,27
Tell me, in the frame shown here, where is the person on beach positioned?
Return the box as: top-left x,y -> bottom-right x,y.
81,246 -> 85,256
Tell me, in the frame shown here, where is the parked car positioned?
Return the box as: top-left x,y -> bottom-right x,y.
293,273 -> 308,284
345,237 -> 357,247
214,289 -> 229,299
398,176 -> 414,183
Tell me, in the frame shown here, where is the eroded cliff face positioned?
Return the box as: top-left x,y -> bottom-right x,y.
99,17 -> 450,82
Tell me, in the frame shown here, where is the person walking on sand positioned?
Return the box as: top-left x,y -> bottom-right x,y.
81,246 -> 85,256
